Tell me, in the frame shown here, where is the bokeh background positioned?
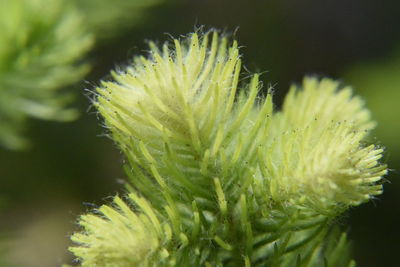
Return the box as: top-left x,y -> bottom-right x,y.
0,0 -> 399,266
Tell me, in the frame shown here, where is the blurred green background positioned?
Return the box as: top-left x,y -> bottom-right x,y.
0,0 -> 399,266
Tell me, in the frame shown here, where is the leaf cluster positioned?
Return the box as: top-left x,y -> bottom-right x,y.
70,31 -> 386,266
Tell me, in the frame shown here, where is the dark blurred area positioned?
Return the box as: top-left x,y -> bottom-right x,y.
0,0 -> 399,266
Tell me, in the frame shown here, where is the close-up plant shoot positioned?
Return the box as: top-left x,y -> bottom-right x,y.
68,31 -> 386,266
1,1 -> 398,267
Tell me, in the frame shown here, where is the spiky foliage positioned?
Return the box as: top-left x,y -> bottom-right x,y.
70,31 -> 386,266
344,49 -> 400,159
264,78 -> 386,214
70,195 -> 169,267
0,0 -> 93,149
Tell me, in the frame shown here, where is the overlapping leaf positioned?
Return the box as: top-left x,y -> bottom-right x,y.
71,31 -> 386,266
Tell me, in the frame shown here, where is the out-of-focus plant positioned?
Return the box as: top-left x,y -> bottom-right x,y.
69,31 -> 386,266
344,48 -> 400,161
0,0 -> 93,149
0,0 -> 162,150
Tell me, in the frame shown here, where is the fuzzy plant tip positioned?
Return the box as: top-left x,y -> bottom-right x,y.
70,194 -> 168,267
70,30 -> 387,266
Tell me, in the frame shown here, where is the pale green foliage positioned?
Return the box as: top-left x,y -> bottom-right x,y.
0,0 -> 93,149
0,0 -> 162,150
70,31 -> 386,266
264,78 -> 386,214
344,48 -> 400,159
71,194 -> 166,267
